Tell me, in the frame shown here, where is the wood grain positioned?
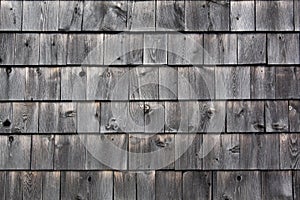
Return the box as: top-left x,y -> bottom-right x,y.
0,103 -> 12,133
0,0 -> 22,30
42,172 -> 60,200
15,34 -> 39,65
5,171 -> 22,199
238,34 -> 266,64
250,66 -> 275,99
77,102 -> 100,133
159,66 -> 178,100
296,0 -> 300,31
0,33 -> 15,65
0,67 -> 25,100
230,0 -> 255,31
12,102 -> 38,133
275,67 -> 300,99
39,103 -> 59,133
137,171 -> 155,200
289,101 -> 300,132
256,0 -> 294,31
280,134 -> 300,169
21,172 -> 42,200
156,171 -> 182,200
144,34 -> 167,64
58,0 -> 83,31
265,101 -> 288,132
114,172 -> 136,200
104,34 -> 128,65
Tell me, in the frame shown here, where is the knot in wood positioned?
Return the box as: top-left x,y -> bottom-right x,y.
105,118 -> 119,131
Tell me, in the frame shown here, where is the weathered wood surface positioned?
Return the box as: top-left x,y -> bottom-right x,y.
137,171 -> 155,200
256,0 -> 294,31
15,34 -> 40,65
280,134 -> 300,169
230,0 -> 255,31
183,171 -> 211,200
77,102 -> 100,133
0,0 -> 22,31
276,67 -> 300,99
12,103 -> 38,133
265,101 -> 288,132
156,171 -> 182,200
0,34 -> 15,65
289,101 -> 300,132
0,67 -> 25,100
144,34 -> 167,64
114,172 -> 136,200
58,0 -> 83,31
250,66 -> 275,99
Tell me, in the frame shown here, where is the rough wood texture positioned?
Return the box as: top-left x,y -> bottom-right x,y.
159,66 -> 178,100
204,34 -> 237,64
137,171 -> 155,200
0,67 -> 25,100
5,171 -> 22,199
21,172 -> 42,200
12,103 -> 38,133
61,67 -> 87,100
77,102 -> 100,133
280,134 -> 300,169
256,0 -> 294,31
61,171 -> 113,200
185,0 -> 230,31
58,0 -> 83,31
39,103 -> 59,133
22,1 -> 58,31
39,34 -> 67,65
26,67 -> 61,100
240,134 -> 280,169
144,34 -> 167,64
114,172 -> 136,200
83,1 -> 127,31
15,34 -> 39,65
156,171 -> 182,200
250,66 -> 275,99
156,0 -> 184,31
183,171 -> 211,200
215,67 -> 250,99
104,34 -> 128,65
0,103 -> 12,133
168,34 -> 203,65
296,0 -> 300,31
230,0 -> 255,31
42,172 -> 60,200
265,101 -> 288,132
214,171 -> 262,200
67,34 -> 103,65
227,101 -> 264,132
275,67 -> 300,99
0,0 -> 22,30
289,101 -> 300,132
0,135 -> 31,169
0,34 -> 15,65
127,0 -> 155,31
294,171 -> 300,200
238,34 -> 266,64
262,171 -> 293,200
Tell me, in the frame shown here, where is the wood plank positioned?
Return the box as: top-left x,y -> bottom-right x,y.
129,66 -> 159,100
185,0 -> 230,31
40,34 -> 67,65
54,135 -> 86,169
58,0 -> 83,31
213,171 -> 262,200
15,34 -> 39,65
144,34 -> 167,64
39,103 -> 59,133
58,103 -> 77,133
227,101 -> 264,132
104,34 -> 128,65
85,134 -> 127,170
230,0 -> 255,31
0,33 -> 15,65
5,171 -> 22,199
127,34 -> 144,65
168,34 -> 203,65
21,172 -> 42,200
296,0 -> 300,31
262,171 -> 293,200
268,34 -> 300,64
164,101 -> 181,133
0,172 -> 5,200
124,102 -> 144,133
177,67 -> 190,100
175,134 -> 202,170
0,67 -> 25,100
129,134 -> 174,170
114,172 -> 136,200
275,67 -> 300,99
183,171 -> 211,200
12,102 -> 38,133
289,101 -> 300,132
156,0 -> 185,31
203,134 -> 240,170
238,34 -> 266,64
77,102 -> 100,133
156,171 -> 182,200
42,172 -> 60,200
204,34 -> 237,64
256,0 -> 294,31
240,134 -> 280,169
159,66 -> 178,100
137,172 -> 155,200
22,1 -> 58,31
0,103 -> 12,133
127,0 -> 155,31
250,66 -> 275,99
294,171 -> 300,200
144,101 -> 165,133
280,134 -> 300,169
61,171 -> 113,200
25,67 -> 60,100
0,0 -> 22,30
87,67 -> 129,100
31,135 -> 55,170
67,34 -> 103,65
215,66 -> 250,99
61,67 -> 86,100
265,101 -> 288,132
0,135 -> 31,169
83,1 -> 127,31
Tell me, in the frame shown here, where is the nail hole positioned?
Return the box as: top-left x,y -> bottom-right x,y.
8,136 -> 14,143
25,42 -> 29,47
236,17 -> 239,20
3,119 -> 11,127
87,176 -> 92,182
10,8 -> 13,11
279,36 -> 282,40
6,67 -> 12,74
52,42 -> 55,46
236,175 -> 242,181
79,71 -> 86,77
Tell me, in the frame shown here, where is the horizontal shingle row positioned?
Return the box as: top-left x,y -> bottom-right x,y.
0,170 -> 297,200
0,133 -> 299,170
0,66 -> 299,100
1,33 -> 299,65
0,0 -> 299,32
0,100 -> 299,133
